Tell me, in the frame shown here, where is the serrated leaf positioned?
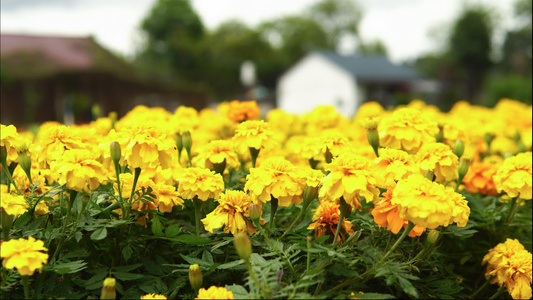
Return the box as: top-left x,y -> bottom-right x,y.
354,293 -> 396,299
122,245 -> 133,262
90,227 -> 107,241
151,216 -> 164,237
398,276 -> 418,298
112,271 -> 144,281
225,284 -> 249,298
48,260 -> 88,274
165,224 -> 181,238
217,259 -> 245,270
74,231 -> 83,242
114,263 -> 143,273
202,250 -> 214,264
180,254 -> 211,267
169,235 -> 211,245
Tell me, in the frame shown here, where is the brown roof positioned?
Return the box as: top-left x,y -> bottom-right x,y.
0,33 -> 134,79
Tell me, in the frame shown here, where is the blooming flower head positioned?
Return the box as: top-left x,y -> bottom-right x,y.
266,109 -> 303,141
12,163 -> 48,197
493,152 -> 532,199
192,139 -> 240,171
1,236 -> 48,276
176,167 -> 224,201
0,192 -> 28,216
374,148 -> 418,188
33,125 -> 86,168
378,108 -> 439,154
319,152 -> 379,211
371,187 -> 425,237
173,106 -> 200,134
202,190 -> 264,235
232,120 -> 277,154
353,101 -> 384,123
195,286 -> 234,299
1,124 -> 23,164
226,100 -> 260,122
141,294 -> 167,299
51,149 -> 107,192
117,124 -> 176,170
318,130 -> 352,159
152,181 -> 183,213
462,157 -> 501,196
245,158 -> 305,207
302,105 -> 345,134
415,143 -> 459,183
482,239 -> 532,300
307,199 -> 354,242
392,174 -> 470,229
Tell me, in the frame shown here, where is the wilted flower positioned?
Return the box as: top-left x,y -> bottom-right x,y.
195,286 -> 234,300
226,100 -> 260,122
202,190 -> 263,235
415,143 -> 459,183
308,200 -> 354,242
51,149 -> 107,192
378,108 -> 439,154
1,236 -> 48,276
493,152 -> 532,199
176,167 -> 224,201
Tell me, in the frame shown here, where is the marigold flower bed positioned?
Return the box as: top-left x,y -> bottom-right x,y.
1,99 -> 531,299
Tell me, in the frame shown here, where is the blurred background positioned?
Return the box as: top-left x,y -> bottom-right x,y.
1,0 -> 531,126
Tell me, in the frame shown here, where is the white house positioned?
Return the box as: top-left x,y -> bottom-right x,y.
276,52 -> 422,117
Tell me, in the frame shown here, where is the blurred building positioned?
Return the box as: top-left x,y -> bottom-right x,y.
0,34 -> 208,127
277,51 -> 434,117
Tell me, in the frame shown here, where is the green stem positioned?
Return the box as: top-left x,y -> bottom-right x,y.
1,162 -> 22,195
332,197 -> 350,245
470,276 -> 494,298
245,260 -> 272,299
304,236 -> 312,294
250,147 -> 260,169
488,284 -> 506,300
379,222 -> 415,263
280,199 -> 312,239
113,161 -> 124,211
22,276 -> 30,300
268,197 -> 279,233
193,198 -> 204,236
501,197 -> 520,240
51,190 -> 77,262
125,168 -> 142,219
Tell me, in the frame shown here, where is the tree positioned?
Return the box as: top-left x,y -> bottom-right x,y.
499,0 -> 532,75
448,6 -> 493,103
357,39 -> 388,56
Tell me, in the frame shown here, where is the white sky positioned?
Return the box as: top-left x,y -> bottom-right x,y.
0,0 -> 518,63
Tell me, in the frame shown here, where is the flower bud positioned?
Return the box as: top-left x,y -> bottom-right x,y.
302,185 -> 319,204
101,277 -> 116,300
363,118 -> 380,157
458,157 -> 471,183
234,232 -> 252,261
182,130 -> 193,155
484,132 -> 494,148
249,204 -> 262,222
423,169 -> 434,181
16,147 -> 32,182
109,112 -> 117,129
189,264 -> 203,292
453,140 -> 464,159
426,229 -> 439,246
110,141 -> 121,165
435,123 -> 444,143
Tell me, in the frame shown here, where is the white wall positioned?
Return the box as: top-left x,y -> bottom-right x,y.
277,53 -> 358,117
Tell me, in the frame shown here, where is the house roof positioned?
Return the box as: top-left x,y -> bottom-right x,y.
0,34 -> 134,79
317,51 -> 420,83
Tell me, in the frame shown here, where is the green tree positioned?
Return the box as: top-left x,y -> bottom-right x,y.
357,39 -> 388,56
448,6 -> 493,103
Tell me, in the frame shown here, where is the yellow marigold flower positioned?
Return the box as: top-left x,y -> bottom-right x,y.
195,286 -> 234,299
493,152 -> 532,199
494,98 -> 532,138
51,149 -> 107,192
491,135 -> 519,156
353,101 -> 384,122
12,164 -> 47,197
371,188 -> 425,237
118,124 -> 176,170
232,120 -> 277,154
176,167 -> 224,201
140,293 -> 167,299
302,105 -> 345,134
0,192 -> 28,216
374,148 -> 418,188
35,201 -> 50,216
462,158 -> 500,196
297,136 -> 327,162
1,236 -> 48,276
378,108 -> 439,154
267,109 -> 303,141
152,182 -> 183,213
202,190 -> 264,235
482,239 -> 532,300
33,125 -> 86,168
226,100 -> 260,122
173,106 -> 200,134
319,152 -> 379,211
307,200 -> 354,242
244,158 -> 305,207
298,166 -> 325,188
192,139 -> 240,171
415,143 -> 459,183
392,174 -> 470,229
1,124 -> 22,164
318,130 -> 352,158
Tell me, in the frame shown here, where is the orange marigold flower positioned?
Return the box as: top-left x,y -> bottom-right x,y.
51,149 -> 107,192
232,120 -> 277,154
195,286 -> 234,299
371,188 -> 425,237
244,158 -> 305,207
462,158 -> 500,196
307,200 -> 354,242
415,142 -> 459,183
1,236 -> 48,276
176,167 -> 224,201
227,100 -> 260,122
378,108 -> 439,154
392,174 -> 470,229
202,190 -> 264,235
192,139 -> 240,171
482,239 -> 532,300
319,152 -> 379,211
493,152 -> 532,199
374,148 -> 418,188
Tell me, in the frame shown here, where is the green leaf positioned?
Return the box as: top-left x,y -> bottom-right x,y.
202,250 -> 214,264
353,293 -> 396,299
112,271 -> 144,281
225,284 -> 249,298
114,263 -> 143,273
90,227 -> 107,241
398,276 -> 419,298
151,216 -> 164,237
217,259 -> 245,270
122,245 -> 133,262
168,235 -> 211,245
165,224 -> 181,238
47,260 -> 88,274
180,254 -> 211,267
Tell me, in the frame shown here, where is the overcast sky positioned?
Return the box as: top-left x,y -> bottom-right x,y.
0,0 -> 518,63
